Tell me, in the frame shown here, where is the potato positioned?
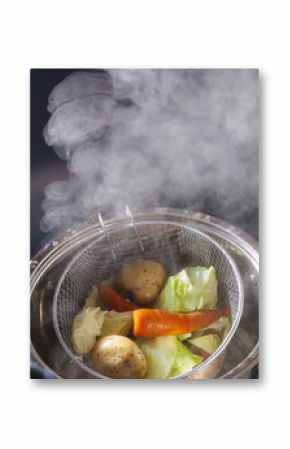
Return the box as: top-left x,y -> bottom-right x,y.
91,335 -> 147,379
116,259 -> 166,305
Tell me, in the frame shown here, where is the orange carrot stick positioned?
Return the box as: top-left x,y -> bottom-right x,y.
98,285 -> 138,312
133,308 -> 229,338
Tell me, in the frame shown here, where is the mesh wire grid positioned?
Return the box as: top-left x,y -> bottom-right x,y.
53,220 -> 244,379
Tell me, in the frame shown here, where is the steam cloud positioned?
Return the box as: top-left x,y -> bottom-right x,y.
41,69 -> 259,237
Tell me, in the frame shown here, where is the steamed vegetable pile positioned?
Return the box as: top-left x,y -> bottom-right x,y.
71,260 -> 230,379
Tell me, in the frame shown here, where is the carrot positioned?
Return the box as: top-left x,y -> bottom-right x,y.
98,285 -> 138,312
133,308 -> 229,338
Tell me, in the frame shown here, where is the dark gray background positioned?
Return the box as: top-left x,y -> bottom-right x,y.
31,70 -> 73,255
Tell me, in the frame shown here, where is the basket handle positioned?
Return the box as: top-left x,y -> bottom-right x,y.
97,205 -> 145,260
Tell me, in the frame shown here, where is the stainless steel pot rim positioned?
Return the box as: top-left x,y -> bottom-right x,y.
52,218 -> 244,379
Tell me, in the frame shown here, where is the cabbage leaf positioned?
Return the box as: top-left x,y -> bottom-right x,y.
155,266 -> 218,312
71,306 -> 107,355
140,336 -> 203,379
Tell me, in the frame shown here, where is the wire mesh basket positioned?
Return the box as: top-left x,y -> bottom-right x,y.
53,217 -> 244,379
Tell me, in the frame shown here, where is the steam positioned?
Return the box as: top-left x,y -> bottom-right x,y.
41,69 -> 258,236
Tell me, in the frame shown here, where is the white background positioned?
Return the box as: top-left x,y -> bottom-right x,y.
0,0 -> 288,448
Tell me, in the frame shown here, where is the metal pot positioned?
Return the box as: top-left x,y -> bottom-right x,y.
30,208 -> 259,379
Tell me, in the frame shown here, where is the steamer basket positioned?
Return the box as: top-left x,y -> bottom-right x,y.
53,219 -> 244,379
